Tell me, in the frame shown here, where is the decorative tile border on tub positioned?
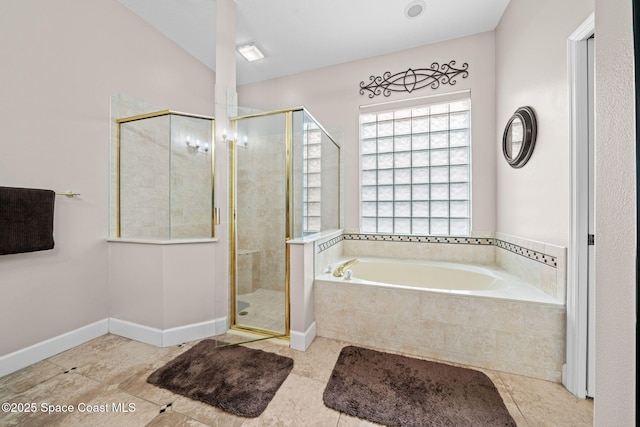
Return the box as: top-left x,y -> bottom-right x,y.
339,232 -> 558,268
495,240 -> 558,267
316,234 -> 344,253
344,233 -> 496,245
342,233 -> 494,245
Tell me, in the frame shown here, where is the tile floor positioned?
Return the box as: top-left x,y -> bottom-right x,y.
236,289 -> 286,334
0,333 -> 593,426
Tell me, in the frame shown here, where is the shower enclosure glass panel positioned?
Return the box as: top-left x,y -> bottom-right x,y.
117,111 -> 215,239
230,107 -> 341,337
233,113 -> 288,335
293,110 -> 341,237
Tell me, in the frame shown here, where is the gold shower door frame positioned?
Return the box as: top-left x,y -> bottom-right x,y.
115,110 -> 217,238
229,108 -> 298,339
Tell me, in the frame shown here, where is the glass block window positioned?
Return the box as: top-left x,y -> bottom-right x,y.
360,98 -> 471,236
303,124 -> 322,233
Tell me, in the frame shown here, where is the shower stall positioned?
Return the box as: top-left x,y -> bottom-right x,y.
108,107 -> 219,345
115,110 -> 215,239
229,107 -> 340,337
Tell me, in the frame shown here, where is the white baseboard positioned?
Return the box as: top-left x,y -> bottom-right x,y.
108,317 -> 228,348
290,321 -> 316,351
108,318 -> 163,347
163,318 -> 228,346
0,319 -> 109,377
0,317 -> 229,378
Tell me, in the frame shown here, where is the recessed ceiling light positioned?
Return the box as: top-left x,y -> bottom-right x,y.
404,0 -> 426,19
237,43 -> 265,62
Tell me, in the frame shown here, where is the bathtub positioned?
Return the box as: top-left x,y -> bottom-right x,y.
323,257 -> 561,305
314,257 -> 566,382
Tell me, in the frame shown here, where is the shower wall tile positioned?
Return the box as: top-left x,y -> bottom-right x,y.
110,94 -> 161,237
169,114 -> 213,238
111,95 -> 214,240
237,250 -> 260,294
236,132 -> 286,291
119,116 -> 171,238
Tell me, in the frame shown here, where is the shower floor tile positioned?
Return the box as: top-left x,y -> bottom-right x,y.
236,288 -> 286,334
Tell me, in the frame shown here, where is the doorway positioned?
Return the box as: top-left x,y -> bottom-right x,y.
566,14 -> 595,399
586,35 -> 595,398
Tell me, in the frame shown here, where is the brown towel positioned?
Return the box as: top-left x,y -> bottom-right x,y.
0,187 -> 55,255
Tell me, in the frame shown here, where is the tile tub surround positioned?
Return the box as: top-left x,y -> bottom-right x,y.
495,232 -> 567,302
318,231 -> 568,302
314,278 -> 566,382
314,230 -> 345,276
313,230 -> 567,382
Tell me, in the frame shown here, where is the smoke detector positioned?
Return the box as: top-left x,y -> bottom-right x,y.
405,0 -> 426,19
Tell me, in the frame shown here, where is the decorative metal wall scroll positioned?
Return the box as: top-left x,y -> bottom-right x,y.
359,61 -> 469,98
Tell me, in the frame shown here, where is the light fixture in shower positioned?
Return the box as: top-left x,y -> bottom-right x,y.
237,42 -> 265,62
222,129 -> 248,148
185,137 -> 208,153
222,128 -> 235,143
186,136 -> 199,149
404,0 -> 426,19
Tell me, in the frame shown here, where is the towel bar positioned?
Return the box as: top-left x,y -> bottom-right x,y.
56,191 -> 80,198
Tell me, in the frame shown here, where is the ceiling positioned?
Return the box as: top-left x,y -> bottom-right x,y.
118,0 -> 511,86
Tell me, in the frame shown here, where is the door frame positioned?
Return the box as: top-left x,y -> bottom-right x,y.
565,12 -> 595,399
228,111 -> 292,338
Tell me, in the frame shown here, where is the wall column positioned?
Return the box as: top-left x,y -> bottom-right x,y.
214,0 -> 237,323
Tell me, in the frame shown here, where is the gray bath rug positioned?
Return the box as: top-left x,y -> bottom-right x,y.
323,346 -> 516,427
147,339 -> 293,418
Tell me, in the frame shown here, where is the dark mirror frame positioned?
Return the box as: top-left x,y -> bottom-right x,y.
502,106 -> 537,168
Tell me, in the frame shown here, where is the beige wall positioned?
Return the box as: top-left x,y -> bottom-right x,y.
495,0 -> 594,247
238,31 -> 497,234
0,2 -> 636,422
594,0 -> 636,424
0,0 -> 215,356
497,1 -> 637,424
108,241 -> 217,331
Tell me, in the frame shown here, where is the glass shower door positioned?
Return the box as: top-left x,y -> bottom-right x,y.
231,112 -> 288,336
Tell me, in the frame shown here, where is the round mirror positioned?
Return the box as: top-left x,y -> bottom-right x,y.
505,116 -> 524,159
502,106 -> 537,168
